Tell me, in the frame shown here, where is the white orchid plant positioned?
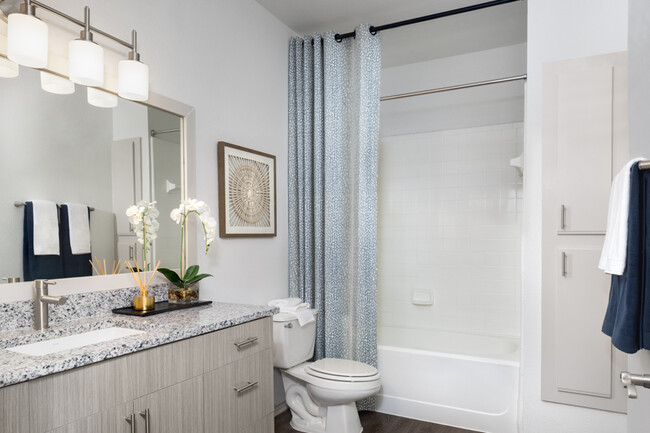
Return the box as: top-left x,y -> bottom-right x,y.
158,198 -> 216,289
125,200 -> 160,272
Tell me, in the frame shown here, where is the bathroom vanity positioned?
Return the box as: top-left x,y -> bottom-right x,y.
0,302 -> 276,433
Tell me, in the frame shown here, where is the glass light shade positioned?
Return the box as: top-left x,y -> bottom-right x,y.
68,39 -> 104,86
7,13 -> 49,68
87,87 -> 117,108
0,57 -> 19,78
118,59 -> 149,101
40,71 -> 75,94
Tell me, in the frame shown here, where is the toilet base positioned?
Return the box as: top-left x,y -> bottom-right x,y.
289,402 -> 362,433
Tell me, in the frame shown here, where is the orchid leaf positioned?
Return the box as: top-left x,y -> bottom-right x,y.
157,268 -> 181,283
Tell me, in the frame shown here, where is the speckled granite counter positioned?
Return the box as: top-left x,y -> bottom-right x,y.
0,302 -> 278,388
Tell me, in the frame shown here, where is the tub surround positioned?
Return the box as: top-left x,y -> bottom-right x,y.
0,292 -> 278,388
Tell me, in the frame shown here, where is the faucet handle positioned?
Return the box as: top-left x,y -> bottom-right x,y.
34,279 -> 56,289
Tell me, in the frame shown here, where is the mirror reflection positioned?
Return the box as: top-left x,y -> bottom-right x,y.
0,66 -> 181,282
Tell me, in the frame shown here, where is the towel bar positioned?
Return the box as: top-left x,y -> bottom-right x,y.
14,202 -> 95,211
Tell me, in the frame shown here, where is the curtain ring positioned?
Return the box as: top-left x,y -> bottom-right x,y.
369,26 -> 377,35
334,33 -> 343,43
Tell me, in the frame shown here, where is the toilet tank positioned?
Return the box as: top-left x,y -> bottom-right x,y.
272,310 -> 318,369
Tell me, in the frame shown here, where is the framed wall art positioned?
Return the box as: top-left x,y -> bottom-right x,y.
217,141 -> 277,237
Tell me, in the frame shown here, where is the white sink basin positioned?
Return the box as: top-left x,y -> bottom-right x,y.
7,327 -> 146,356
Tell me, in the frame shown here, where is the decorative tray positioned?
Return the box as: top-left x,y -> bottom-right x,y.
112,300 -> 213,317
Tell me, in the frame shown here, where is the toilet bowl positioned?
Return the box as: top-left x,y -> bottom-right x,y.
272,310 -> 381,433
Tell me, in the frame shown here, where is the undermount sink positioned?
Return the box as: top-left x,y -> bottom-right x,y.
7,327 -> 146,357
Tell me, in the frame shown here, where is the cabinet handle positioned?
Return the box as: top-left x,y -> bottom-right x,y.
140,409 -> 150,433
233,381 -> 259,394
124,413 -> 135,433
234,336 -> 258,350
561,251 -> 567,277
129,245 -> 135,261
560,204 -> 566,230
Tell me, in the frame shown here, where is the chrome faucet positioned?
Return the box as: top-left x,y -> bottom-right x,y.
33,280 -> 66,330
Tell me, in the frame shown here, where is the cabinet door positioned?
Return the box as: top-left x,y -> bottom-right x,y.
1,382 -> 29,433
204,348 -> 274,433
204,317 -> 272,372
102,402 -> 134,433
45,413 -> 102,433
542,246 -> 627,412
134,376 -> 203,433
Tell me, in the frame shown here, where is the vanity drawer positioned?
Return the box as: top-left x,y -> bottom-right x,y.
203,317 -> 272,371
203,348 -> 273,433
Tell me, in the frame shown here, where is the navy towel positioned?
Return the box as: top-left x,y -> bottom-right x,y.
59,204 -> 92,278
23,202 -> 64,281
602,163 -> 650,353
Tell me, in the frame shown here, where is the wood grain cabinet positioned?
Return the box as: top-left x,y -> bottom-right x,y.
542,52 -> 629,413
6,317 -> 274,433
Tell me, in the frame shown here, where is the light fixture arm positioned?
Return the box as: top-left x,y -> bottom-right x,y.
129,30 -> 140,62
20,0 -> 36,16
28,0 -> 136,50
79,6 -> 92,41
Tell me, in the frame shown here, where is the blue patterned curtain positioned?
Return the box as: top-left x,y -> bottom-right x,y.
288,25 -> 381,384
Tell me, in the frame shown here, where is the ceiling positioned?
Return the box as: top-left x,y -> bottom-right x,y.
254,0 -> 527,67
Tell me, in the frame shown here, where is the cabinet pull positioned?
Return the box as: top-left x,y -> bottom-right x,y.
140,409 -> 150,433
560,204 -> 566,230
562,251 -> 567,277
129,245 -> 135,261
124,413 -> 135,433
234,336 -> 258,350
233,381 -> 259,394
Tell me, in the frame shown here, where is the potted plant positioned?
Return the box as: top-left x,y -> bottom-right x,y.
158,198 -> 216,303
125,201 -> 160,310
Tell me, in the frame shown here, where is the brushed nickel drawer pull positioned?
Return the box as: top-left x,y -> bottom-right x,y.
234,336 -> 258,349
562,251 -> 567,277
140,409 -> 150,433
233,381 -> 259,394
124,413 -> 135,433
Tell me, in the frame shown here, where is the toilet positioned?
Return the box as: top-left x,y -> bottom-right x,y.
272,311 -> 381,433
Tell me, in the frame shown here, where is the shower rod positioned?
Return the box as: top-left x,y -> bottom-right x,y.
150,128 -> 181,137
380,74 -> 527,102
335,0 -> 522,42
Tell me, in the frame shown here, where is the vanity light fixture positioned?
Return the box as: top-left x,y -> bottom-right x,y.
118,30 -> 148,101
87,87 -> 117,108
0,57 -> 19,78
40,71 -> 74,94
68,7 -> 103,87
6,0 -> 48,68
6,0 -> 149,101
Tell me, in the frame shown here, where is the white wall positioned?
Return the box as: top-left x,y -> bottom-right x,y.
625,1 -> 650,431
17,0 -> 295,306
378,123 -> 523,338
523,1 -> 628,432
380,44 -> 526,137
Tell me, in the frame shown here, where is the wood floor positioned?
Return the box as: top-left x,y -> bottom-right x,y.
274,409 -> 480,433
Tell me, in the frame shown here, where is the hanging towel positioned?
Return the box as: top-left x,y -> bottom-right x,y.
23,201 -> 64,281
31,200 -> 60,255
268,298 -> 316,327
599,157 -> 646,275
59,204 -> 92,278
602,163 -> 649,353
63,203 -> 91,254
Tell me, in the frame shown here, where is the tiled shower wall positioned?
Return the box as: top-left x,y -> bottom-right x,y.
378,122 -> 524,338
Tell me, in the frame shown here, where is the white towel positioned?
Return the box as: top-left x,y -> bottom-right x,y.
599,157 -> 646,275
65,203 -> 91,255
31,200 -> 60,256
268,298 -> 316,327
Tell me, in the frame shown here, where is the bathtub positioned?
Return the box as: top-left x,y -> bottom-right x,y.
376,326 -> 520,433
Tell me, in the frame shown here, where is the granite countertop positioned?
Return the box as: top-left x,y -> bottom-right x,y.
0,302 -> 278,388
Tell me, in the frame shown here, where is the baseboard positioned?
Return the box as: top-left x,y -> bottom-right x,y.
274,402 -> 289,417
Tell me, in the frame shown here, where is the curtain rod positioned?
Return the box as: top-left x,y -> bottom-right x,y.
334,0 -> 522,42
380,74 -> 526,102
640,161 -> 650,170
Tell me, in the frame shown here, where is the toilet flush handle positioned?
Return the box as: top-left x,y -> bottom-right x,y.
285,323 -> 293,328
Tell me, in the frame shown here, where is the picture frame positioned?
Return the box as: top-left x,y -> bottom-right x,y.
217,141 -> 277,238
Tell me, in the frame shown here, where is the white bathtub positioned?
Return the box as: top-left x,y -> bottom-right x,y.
376,326 -> 520,433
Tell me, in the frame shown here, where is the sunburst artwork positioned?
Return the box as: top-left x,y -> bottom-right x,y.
218,142 -> 277,237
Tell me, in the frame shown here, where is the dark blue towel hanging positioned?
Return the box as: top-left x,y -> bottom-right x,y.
22,202 -> 64,281
59,204 -> 92,278
602,163 -> 650,353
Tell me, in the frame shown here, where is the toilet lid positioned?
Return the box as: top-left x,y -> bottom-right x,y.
306,358 -> 379,382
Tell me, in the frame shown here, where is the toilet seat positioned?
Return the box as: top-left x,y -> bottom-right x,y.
306,358 -> 380,383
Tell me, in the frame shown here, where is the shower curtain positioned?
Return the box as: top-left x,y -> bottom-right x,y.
288,24 -> 381,390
